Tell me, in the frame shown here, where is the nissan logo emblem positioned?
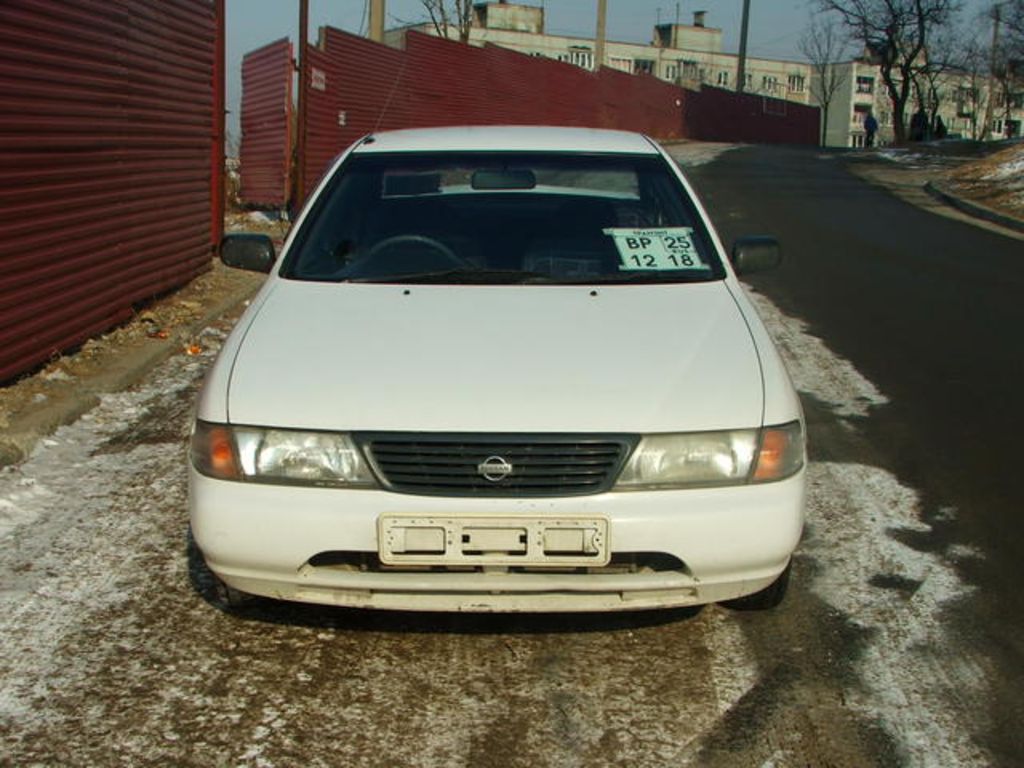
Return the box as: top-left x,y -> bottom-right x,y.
477,455 -> 513,482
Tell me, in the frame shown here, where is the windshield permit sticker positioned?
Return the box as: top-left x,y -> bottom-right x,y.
603,227 -> 708,271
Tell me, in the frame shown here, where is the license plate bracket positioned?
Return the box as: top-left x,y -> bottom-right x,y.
378,515 -> 610,566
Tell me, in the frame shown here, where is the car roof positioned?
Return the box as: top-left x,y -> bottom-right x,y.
352,125 -> 661,155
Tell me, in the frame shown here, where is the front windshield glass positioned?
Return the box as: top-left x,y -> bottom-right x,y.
281,151 -> 725,284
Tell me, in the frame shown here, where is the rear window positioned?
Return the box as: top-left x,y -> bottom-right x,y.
281,152 -> 724,284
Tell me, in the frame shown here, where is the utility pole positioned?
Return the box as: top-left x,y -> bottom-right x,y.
595,0 -> 607,71
369,0 -> 385,43
295,0 -> 309,211
982,3 -> 1003,141
212,0 -> 225,246
736,0 -> 751,93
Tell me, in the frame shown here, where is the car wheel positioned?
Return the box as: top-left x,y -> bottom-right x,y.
721,560 -> 791,611
214,576 -> 254,610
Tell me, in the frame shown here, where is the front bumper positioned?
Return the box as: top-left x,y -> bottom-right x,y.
189,467 -> 805,612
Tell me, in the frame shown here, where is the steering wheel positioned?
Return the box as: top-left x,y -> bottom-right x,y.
365,234 -> 469,267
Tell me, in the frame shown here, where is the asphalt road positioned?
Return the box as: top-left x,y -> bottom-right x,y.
1,145 -> 1020,767
687,144 -> 1024,765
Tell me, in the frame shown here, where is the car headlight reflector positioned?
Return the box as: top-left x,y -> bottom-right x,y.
614,422 -> 803,490
191,422 -> 377,487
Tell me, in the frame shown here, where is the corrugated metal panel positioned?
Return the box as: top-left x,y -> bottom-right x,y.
305,29 -> 411,196
0,0 -> 216,382
299,28 -> 814,199
682,86 -> 819,145
301,29 -> 687,197
239,38 -> 293,207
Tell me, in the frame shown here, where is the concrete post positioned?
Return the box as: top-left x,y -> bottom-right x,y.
736,0 -> 751,93
370,0 -> 385,43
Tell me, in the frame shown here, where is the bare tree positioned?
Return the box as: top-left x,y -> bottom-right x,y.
915,25 -> 963,136
421,0 -> 474,44
799,15 -> 850,146
817,0 -> 961,143
958,37 -> 991,139
1006,1 -> 1024,56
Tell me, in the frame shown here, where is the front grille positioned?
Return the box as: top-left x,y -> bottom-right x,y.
358,433 -> 636,497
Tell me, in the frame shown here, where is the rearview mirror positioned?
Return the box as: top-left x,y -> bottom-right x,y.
471,169 -> 536,190
220,233 -> 276,273
730,236 -> 781,275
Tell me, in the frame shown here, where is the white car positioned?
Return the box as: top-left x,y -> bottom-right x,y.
190,126 -> 805,613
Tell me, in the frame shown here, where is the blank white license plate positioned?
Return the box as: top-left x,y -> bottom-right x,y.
378,515 -> 610,566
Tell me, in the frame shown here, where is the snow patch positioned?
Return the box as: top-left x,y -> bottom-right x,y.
983,152 -> 1024,181
666,142 -> 739,169
746,289 -> 888,418
752,285 -> 989,767
806,463 -> 986,766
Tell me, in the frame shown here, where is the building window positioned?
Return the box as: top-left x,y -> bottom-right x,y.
853,104 -> 871,125
957,87 -> 977,117
761,75 -> 778,93
681,60 -> 700,80
744,73 -> 752,89
856,76 -> 874,94
716,71 -> 729,87
609,56 -> 632,73
666,63 -> 679,80
567,47 -> 593,69
634,59 -> 655,75
787,74 -> 805,92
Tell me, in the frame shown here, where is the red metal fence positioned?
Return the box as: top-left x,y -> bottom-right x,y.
239,38 -> 293,207
681,86 -> 820,145
0,0 -> 218,382
302,29 -> 689,197
238,27 -> 820,206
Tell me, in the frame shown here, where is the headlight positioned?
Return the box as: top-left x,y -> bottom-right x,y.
191,421 -> 377,487
614,422 -> 803,490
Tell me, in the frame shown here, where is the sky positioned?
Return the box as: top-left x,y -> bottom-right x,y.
224,0 -> 993,140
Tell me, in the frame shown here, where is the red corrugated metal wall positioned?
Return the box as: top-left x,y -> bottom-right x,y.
239,38 -> 293,207
293,28 -> 819,198
682,86 -> 820,145
303,29 -> 688,196
0,0 -> 217,382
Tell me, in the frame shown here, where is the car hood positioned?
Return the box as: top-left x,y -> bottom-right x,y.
226,281 -> 764,433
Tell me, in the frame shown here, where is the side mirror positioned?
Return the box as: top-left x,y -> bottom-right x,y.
220,233 -> 276,273
730,236 -> 781,275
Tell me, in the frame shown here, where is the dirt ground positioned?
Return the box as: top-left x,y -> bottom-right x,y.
947,141 -> 1024,219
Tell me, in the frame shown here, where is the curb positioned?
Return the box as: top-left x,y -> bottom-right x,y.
0,274 -> 262,469
924,181 -> 1024,235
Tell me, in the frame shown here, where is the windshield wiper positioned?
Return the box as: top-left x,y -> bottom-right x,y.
567,271 -> 715,285
347,268 -> 556,285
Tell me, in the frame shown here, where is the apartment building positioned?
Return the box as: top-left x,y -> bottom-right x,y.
386,3 -> 814,106
818,58 -> 1023,147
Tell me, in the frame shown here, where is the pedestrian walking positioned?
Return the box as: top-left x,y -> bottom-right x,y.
864,111 -> 879,148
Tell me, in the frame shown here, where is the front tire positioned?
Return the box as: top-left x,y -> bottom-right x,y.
213,576 -> 255,610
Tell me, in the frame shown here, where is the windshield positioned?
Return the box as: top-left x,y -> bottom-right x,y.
281,152 -> 725,285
